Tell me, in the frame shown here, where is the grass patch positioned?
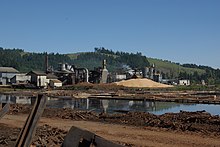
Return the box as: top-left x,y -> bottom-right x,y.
170,84 -> 220,91
147,57 -> 206,77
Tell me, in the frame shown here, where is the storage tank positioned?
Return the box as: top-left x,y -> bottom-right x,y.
143,67 -> 149,78
58,63 -> 66,71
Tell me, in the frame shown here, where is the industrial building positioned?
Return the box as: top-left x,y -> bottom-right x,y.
52,61 -> 109,85
26,71 -> 48,88
49,79 -> 63,88
11,74 -> 31,84
53,63 -> 89,85
18,54 -> 110,88
112,74 -> 127,82
27,71 -> 62,88
0,67 -> 19,85
142,64 -> 162,83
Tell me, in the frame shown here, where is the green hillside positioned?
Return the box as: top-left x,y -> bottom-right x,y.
147,57 -> 206,78
66,53 -> 206,79
66,52 -> 82,60
67,49 -> 150,72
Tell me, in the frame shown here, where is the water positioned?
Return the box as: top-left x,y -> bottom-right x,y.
0,94 -> 220,115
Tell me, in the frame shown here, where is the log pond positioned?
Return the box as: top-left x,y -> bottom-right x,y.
0,94 -> 219,115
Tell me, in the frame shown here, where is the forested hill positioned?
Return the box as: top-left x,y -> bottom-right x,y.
0,47 -> 150,72
0,47 -> 220,84
0,48 -> 72,72
68,47 -> 150,72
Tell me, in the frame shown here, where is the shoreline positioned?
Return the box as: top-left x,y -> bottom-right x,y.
1,88 -> 220,105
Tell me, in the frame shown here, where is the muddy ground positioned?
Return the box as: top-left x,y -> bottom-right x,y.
0,104 -> 220,146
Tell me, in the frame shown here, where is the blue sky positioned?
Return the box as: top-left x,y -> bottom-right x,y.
0,0 -> 220,68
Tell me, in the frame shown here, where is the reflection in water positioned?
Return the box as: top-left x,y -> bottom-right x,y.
0,94 -> 219,115
101,100 -> 109,113
0,94 -> 34,105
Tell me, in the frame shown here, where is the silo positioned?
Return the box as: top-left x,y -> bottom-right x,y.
143,67 -> 149,78
150,67 -> 154,80
61,63 -> 66,71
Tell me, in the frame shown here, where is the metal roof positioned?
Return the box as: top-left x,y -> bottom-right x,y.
0,67 -> 19,73
26,71 -> 47,76
47,73 -> 58,79
26,71 -> 58,79
50,79 -> 62,83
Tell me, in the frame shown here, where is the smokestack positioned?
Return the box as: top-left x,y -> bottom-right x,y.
101,59 -> 108,84
103,59 -> 107,69
45,52 -> 48,73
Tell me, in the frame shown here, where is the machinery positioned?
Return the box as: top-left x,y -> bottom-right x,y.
54,63 -> 89,85
44,54 -> 108,85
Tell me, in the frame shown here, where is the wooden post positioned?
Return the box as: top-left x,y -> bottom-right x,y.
16,94 -> 47,147
0,103 -> 10,119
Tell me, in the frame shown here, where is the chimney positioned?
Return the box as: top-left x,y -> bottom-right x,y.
103,59 -> 107,69
45,52 -> 48,73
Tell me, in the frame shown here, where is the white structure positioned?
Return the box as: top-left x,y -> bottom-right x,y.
143,64 -> 162,83
27,71 -> 49,87
179,80 -> 190,86
11,74 -> 31,84
201,80 -> 206,86
49,79 -> 62,88
113,74 -> 127,82
100,60 -> 108,83
27,71 -> 61,88
0,67 -> 19,85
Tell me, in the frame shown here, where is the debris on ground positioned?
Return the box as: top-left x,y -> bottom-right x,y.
8,104 -> 220,136
99,111 -> 220,135
32,124 -> 67,146
0,124 -> 67,147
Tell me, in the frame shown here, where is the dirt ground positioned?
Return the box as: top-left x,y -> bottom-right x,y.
0,104 -> 220,147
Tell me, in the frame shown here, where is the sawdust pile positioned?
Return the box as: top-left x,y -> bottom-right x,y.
115,78 -> 173,88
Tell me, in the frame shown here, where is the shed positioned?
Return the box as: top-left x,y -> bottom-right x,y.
112,74 -> 127,82
49,79 -> 62,88
0,67 -> 19,85
11,74 -> 31,84
27,71 -> 48,87
179,80 -> 190,86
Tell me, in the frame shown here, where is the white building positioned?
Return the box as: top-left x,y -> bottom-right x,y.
27,71 -> 61,88
179,80 -> 190,86
11,74 -> 31,84
49,79 -> 62,88
27,71 -> 48,87
112,74 -> 127,82
0,67 -> 19,85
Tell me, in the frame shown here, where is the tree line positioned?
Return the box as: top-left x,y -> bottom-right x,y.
0,47 -> 150,73
0,47 -> 72,72
179,65 -> 220,85
94,47 -> 150,69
